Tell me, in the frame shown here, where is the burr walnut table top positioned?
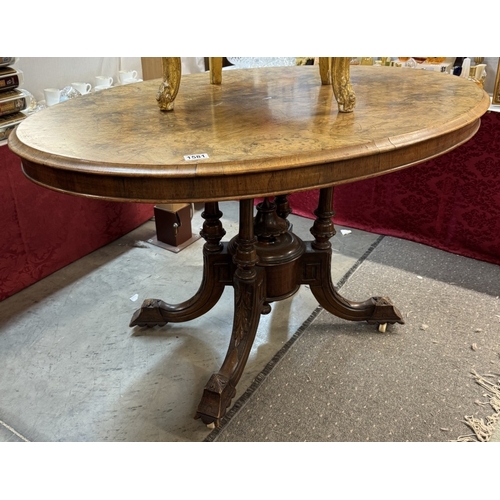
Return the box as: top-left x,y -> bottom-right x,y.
9,66 -> 490,204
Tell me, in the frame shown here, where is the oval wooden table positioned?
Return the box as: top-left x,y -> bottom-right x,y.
9,66 -> 490,427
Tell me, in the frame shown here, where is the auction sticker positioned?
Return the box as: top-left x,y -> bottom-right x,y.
184,153 -> 209,161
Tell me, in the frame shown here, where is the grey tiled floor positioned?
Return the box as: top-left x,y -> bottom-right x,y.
0,201 -> 380,442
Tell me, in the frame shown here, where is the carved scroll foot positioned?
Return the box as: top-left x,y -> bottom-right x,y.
366,296 -> 404,326
194,374 -> 237,426
194,199 -> 265,426
129,298 -> 168,327
304,245 -> 404,327
194,261 -> 266,426
129,249 -> 231,327
130,202 -> 232,328
305,186 -> 402,329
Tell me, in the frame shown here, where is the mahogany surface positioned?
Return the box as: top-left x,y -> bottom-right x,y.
8,66 -> 490,427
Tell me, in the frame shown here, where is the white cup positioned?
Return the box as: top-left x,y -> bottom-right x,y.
118,70 -> 138,84
44,88 -> 61,106
95,76 -> 113,88
71,82 -> 92,95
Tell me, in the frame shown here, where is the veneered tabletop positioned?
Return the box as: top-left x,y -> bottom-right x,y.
9,65 -> 490,204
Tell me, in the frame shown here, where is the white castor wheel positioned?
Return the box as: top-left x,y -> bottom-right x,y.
378,323 -> 387,333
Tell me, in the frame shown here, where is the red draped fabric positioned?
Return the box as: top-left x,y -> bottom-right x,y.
288,111 -> 500,266
0,145 -> 154,301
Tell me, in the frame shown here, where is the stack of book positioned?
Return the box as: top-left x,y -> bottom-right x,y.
0,57 -> 28,142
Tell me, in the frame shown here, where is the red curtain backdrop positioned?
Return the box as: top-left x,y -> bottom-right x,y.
288,111 -> 500,266
1,145 -> 154,301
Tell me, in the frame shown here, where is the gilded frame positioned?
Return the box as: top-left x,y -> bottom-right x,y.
493,58 -> 500,105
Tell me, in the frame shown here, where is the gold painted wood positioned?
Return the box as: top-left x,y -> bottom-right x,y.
493,58 -> 500,105
209,57 -> 223,85
319,57 -> 331,84
10,66 -> 490,204
331,57 -> 356,112
156,57 -> 181,111
159,56 -> 354,113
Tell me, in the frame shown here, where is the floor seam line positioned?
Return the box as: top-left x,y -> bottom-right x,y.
0,419 -> 31,442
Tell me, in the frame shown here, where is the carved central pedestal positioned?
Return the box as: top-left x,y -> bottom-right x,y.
130,188 -> 404,427
230,197 -> 305,304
